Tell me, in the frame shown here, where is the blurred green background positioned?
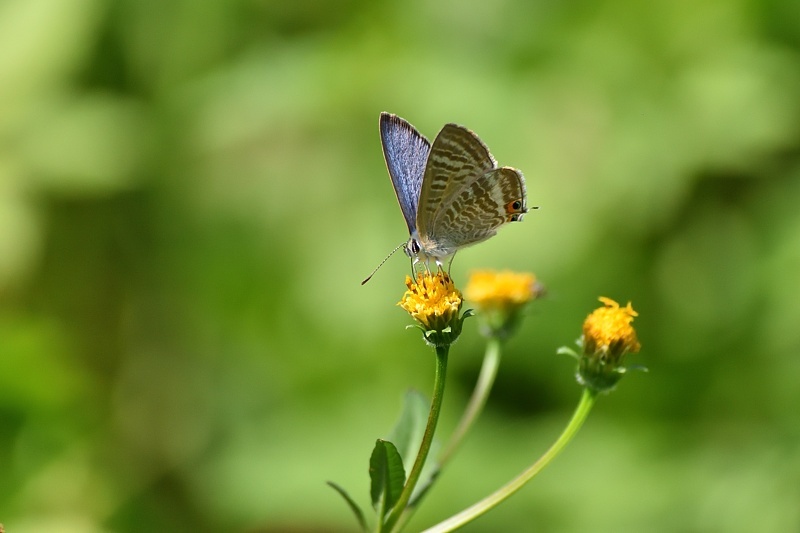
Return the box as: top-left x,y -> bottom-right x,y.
2,0 -> 800,531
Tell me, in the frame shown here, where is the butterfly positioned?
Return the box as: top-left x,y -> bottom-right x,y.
371,112 -> 528,279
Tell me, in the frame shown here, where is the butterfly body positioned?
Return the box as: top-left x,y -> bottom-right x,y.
380,112 -> 528,267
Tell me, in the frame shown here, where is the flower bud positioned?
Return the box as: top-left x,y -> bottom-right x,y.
465,270 -> 543,340
576,297 -> 641,392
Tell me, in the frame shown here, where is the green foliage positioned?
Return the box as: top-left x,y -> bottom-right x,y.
369,439 -> 406,524
327,481 -> 368,532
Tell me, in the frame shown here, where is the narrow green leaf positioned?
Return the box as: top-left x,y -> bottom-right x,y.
326,481 -> 368,532
369,439 -> 406,518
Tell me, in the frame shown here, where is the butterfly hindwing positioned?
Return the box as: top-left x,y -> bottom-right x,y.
426,166 -> 527,250
379,112 -> 431,234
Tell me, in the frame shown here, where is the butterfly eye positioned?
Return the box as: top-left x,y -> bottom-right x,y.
405,239 -> 421,257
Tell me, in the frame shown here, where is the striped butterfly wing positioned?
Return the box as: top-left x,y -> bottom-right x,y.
426,166 -> 527,251
416,124 -> 497,241
379,112 -> 431,234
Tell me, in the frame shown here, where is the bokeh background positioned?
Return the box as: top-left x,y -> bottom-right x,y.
2,0 -> 800,531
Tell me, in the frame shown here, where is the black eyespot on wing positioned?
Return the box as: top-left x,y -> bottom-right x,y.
505,199 -> 525,214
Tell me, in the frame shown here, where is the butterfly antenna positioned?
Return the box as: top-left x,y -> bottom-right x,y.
361,242 -> 406,285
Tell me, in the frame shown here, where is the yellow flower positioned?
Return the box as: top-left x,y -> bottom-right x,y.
399,272 -> 466,347
582,297 -> 640,358
576,297 -> 641,392
466,270 -> 541,310
465,270 -> 543,339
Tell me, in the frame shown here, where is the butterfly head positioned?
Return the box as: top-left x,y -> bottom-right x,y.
404,232 -> 441,263
403,234 -> 454,272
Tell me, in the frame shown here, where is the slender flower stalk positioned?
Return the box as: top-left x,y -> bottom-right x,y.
439,336 -> 501,465
395,339 -> 495,530
381,346 -> 449,533
422,388 -> 597,533
439,270 -> 542,463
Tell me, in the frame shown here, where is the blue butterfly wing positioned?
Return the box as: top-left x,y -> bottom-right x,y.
379,112 -> 431,234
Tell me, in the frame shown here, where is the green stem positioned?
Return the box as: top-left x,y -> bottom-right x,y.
440,336 -> 502,465
381,345 -> 449,533
395,337 -> 502,530
421,387 -> 597,533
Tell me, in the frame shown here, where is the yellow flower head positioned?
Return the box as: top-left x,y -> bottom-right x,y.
465,270 -> 543,339
576,297 -> 641,392
465,270 -> 541,311
582,297 -> 641,358
399,272 -> 465,347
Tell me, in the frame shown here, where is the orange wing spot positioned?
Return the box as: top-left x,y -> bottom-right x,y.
505,199 -> 523,214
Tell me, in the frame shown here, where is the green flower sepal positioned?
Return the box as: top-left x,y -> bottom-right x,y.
408,309 -> 474,348
558,344 -> 627,392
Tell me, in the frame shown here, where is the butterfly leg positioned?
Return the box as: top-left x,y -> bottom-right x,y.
431,252 -> 455,277
409,255 -> 431,284
446,252 -> 456,275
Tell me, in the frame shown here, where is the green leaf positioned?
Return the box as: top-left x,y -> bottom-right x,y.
326,481 -> 368,532
388,390 -> 441,506
369,439 -> 406,520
